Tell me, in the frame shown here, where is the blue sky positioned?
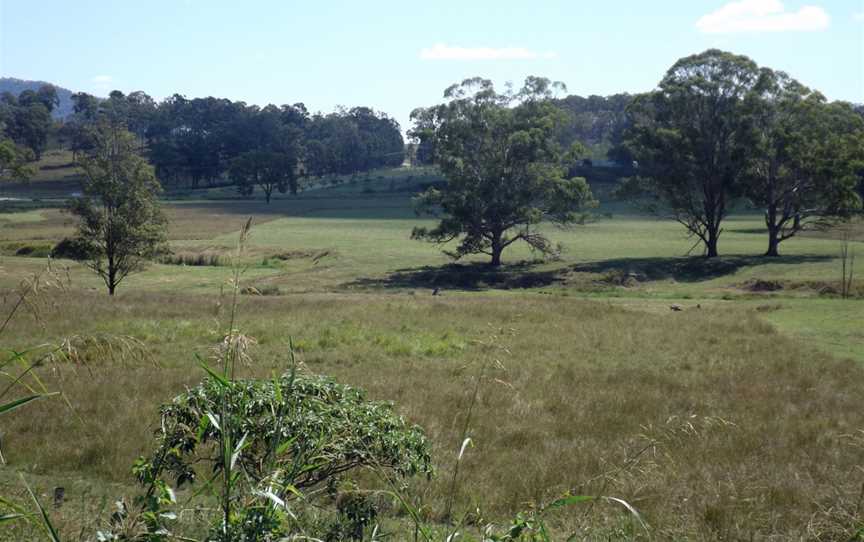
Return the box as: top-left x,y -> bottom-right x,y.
1,0 -> 861,131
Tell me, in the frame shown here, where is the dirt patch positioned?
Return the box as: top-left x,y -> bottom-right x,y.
743,279 -> 784,292
271,249 -> 333,262
739,278 -> 862,298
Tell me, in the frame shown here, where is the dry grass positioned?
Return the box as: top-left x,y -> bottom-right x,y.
2,289 -> 863,539
2,177 -> 863,539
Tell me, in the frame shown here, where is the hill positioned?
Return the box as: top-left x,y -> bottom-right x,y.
0,77 -> 75,118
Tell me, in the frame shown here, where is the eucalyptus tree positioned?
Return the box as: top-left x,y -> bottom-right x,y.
230,149 -> 297,203
624,49 -> 763,257
410,76 -> 596,266
744,71 -> 864,256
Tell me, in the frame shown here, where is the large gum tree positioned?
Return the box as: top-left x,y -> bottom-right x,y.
744,70 -> 864,256
409,76 -> 596,267
624,49 -> 762,258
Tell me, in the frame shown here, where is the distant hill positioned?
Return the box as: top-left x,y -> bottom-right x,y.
0,77 -> 75,119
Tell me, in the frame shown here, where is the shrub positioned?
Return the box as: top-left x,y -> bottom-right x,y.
158,252 -> 225,266
127,370 -> 432,538
51,237 -> 98,261
14,244 -> 52,257
145,371 -> 432,489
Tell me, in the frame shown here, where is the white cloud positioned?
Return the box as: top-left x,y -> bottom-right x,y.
419,43 -> 557,61
696,0 -> 830,33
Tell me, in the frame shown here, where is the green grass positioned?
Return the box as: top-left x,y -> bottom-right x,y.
1,169 -> 864,539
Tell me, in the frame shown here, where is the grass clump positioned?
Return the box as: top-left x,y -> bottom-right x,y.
158,252 -> 227,267
309,321 -> 467,357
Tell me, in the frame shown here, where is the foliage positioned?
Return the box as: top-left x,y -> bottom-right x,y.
68,127 -> 169,295
553,93 -> 634,164
304,107 -> 404,178
744,71 -> 864,255
143,370 -> 433,493
410,76 -> 597,266
0,85 -> 56,160
623,49 -> 763,257
0,138 -> 36,181
120,369 -> 432,539
230,150 -> 297,203
50,236 -> 99,261
62,89 -> 404,193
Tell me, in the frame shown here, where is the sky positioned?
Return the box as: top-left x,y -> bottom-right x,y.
0,0 -> 862,131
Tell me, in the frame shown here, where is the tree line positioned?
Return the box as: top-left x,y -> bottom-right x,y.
0,84 -> 59,179
410,49 -> 864,264
59,91 -> 405,200
23,49 -> 864,296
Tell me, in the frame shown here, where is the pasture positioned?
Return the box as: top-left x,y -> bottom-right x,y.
1,170 -> 863,539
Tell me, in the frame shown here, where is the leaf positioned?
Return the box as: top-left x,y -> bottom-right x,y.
276,436 -> 298,456
457,437 -> 473,461
0,393 -> 57,415
0,513 -> 25,523
22,475 -> 61,542
205,411 -> 221,432
230,432 -> 248,470
603,496 -> 648,530
195,413 -> 211,442
198,358 -> 230,387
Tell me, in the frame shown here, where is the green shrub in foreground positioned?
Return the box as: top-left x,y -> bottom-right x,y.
102,370 -> 432,540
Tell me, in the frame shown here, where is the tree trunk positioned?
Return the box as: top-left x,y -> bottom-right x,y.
107,262 -> 117,296
705,228 -> 720,258
763,193 -> 781,256
490,232 -> 503,267
765,227 -> 780,257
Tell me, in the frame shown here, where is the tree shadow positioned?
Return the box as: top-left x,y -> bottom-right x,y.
344,254 -> 834,291
729,227 -> 769,235
565,254 -> 832,282
344,261 -> 563,291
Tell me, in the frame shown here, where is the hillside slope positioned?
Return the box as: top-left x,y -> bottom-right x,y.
0,77 -> 75,118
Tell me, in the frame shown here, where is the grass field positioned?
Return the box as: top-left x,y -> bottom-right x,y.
1,164 -> 863,540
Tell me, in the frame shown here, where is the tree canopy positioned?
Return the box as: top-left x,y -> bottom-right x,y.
68,127 -> 169,295
744,71 -> 864,256
622,49 -> 864,258
62,90 -> 404,196
622,49 -> 765,257
0,84 -> 55,163
410,76 -> 596,266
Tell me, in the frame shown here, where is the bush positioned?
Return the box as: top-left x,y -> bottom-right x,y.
123,370 -> 433,538
159,252 -> 226,266
14,243 -> 52,257
145,371 -> 432,489
51,237 -> 97,261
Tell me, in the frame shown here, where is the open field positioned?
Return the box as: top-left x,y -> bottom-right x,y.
2,170 -> 864,539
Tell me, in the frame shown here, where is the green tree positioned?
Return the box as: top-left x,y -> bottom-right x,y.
0,139 -> 35,181
410,76 -> 596,266
68,128 -> 168,295
230,149 -> 297,203
623,49 -> 762,257
745,72 -> 864,256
